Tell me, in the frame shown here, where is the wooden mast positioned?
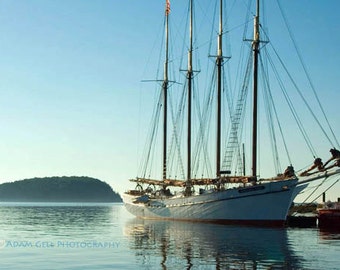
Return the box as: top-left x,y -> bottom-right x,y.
251,0 -> 260,179
163,0 -> 170,181
216,0 -> 223,178
186,0 -> 193,189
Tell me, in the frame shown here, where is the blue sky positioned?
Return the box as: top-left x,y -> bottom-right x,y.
0,0 -> 339,202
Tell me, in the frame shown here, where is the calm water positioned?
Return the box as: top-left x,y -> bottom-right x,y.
0,203 -> 339,270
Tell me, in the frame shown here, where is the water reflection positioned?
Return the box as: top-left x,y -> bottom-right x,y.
0,203 -> 118,238
319,227 -> 340,241
125,219 -> 303,269
0,204 -> 135,270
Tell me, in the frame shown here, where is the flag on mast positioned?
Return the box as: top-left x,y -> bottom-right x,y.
165,0 -> 170,16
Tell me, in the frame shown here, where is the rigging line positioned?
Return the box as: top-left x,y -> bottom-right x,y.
264,47 -> 317,158
235,20 -> 253,94
242,0 -> 252,41
222,0 -> 228,33
141,13 -> 168,81
191,79 -> 200,177
259,51 -> 292,166
276,0 -> 339,149
224,20 -> 253,37
222,77 -> 235,169
261,58 -> 292,166
222,50 -> 252,173
207,0 -> 218,58
259,57 -> 282,174
137,10 -> 168,179
179,1 -> 201,76
155,17 -> 167,81
178,2 -> 190,77
300,177 -> 328,205
139,91 -> 163,178
193,75 -> 213,178
223,62 -> 233,119
140,13 -> 175,179
191,73 -> 203,174
311,177 -> 340,203
258,38 -> 281,174
136,84 -> 144,179
192,3 -> 202,77
223,49 -> 246,167
193,65 -> 216,177
146,93 -> 163,178
219,0 -> 246,47
195,21 -> 252,58
201,72 -> 216,177
168,83 -> 186,179
233,55 -> 252,174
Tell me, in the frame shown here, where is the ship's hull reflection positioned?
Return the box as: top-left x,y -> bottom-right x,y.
124,218 -> 302,269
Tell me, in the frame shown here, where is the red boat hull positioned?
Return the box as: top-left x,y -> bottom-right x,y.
317,209 -> 340,228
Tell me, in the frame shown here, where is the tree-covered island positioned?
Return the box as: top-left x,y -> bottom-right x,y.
0,176 -> 122,202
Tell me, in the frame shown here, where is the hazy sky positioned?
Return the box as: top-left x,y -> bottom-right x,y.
0,0 -> 339,202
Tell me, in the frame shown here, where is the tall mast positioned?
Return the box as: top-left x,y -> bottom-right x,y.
187,0 -> 193,183
216,0 -> 223,177
184,0 -> 195,195
252,0 -> 260,178
163,0 -> 170,180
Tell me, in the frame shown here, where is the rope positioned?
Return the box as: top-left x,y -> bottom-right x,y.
310,177 -> 340,203
276,0 -> 339,149
264,47 -> 317,158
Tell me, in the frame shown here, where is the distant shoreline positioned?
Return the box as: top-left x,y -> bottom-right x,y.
0,176 -> 122,203
0,202 -> 123,205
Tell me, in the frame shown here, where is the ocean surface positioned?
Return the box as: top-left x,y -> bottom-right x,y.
0,203 -> 339,270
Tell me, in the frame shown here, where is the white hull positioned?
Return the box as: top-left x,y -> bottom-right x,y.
123,178 -> 303,226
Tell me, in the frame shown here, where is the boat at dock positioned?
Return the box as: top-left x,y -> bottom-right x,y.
123,0 -> 340,226
317,201 -> 340,229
